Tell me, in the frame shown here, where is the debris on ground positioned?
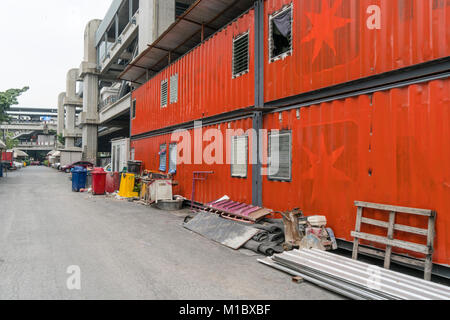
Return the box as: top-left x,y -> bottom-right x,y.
259,248 -> 450,300
183,211 -> 260,250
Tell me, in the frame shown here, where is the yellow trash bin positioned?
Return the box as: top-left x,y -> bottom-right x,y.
118,173 -> 139,198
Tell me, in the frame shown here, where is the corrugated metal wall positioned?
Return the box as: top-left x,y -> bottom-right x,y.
262,78 -> 450,265
130,0 -> 450,265
264,0 -> 450,103
131,118 -> 254,204
131,10 -> 255,136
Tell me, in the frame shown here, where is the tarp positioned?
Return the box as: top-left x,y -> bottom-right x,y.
47,150 -> 61,157
12,148 -> 29,158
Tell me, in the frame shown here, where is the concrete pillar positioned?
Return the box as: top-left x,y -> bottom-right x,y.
138,0 -> 175,54
64,68 -> 81,150
82,73 -> 99,162
79,19 -> 102,164
57,92 -> 66,136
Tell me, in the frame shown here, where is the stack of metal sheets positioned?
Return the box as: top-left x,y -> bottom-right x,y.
259,249 -> 450,300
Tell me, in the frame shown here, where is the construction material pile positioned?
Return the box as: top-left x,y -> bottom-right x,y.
259,248 -> 450,300
243,220 -> 285,256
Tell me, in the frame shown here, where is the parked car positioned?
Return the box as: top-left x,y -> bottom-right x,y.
31,161 -> 40,166
61,161 -> 94,173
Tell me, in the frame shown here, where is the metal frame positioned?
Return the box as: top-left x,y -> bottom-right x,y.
159,143 -> 167,172
160,79 -> 169,108
267,130 -> 292,182
168,142 -> 178,174
232,31 -> 250,79
268,3 -> 293,63
169,73 -> 179,104
230,134 -> 249,178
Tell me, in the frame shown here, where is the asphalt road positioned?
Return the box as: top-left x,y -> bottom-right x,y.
0,166 -> 342,300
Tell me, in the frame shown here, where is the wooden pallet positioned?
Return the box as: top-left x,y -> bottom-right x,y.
351,201 -> 436,281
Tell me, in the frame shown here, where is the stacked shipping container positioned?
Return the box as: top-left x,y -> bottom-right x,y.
131,0 -> 450,266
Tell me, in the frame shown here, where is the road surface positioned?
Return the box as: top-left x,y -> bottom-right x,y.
0,166 -> 341,300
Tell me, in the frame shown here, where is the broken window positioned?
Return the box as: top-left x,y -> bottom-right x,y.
269,5 -> 293,62
232,32 -> 249,78
231,135 -> 248,178
161,79 -> 168,108
268,131 -> 292,181
169,143 -> 177,174
159,144 -> 167,172
170,74 -> 178,104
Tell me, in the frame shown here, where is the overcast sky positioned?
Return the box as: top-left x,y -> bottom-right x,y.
0,0 -> 112,109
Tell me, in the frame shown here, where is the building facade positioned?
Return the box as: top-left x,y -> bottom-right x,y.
125,0 -> 450,269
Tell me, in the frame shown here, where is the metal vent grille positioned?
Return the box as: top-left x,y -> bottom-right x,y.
170,74 -> 178,104
232,33 -> 249,78
231,135 -> 248,178
160,80 -> 168,107
268,131 -> 292,181
131,99 -> 136,118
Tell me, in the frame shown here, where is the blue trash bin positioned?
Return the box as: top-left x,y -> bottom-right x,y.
71,166 -> 87,192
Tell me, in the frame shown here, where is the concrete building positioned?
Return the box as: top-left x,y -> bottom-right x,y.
58,0 -> 196,165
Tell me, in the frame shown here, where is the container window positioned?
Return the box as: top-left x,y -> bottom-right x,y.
268,131 -> 292,181
170,74 -> 178,104
160,79 -> 168,108
232,32 -> 249,78
169,143 -> 177,174
131,99 -> 136,119
159,144 -> 167,172
269,4 -> 293,62
231,135 -> 248,178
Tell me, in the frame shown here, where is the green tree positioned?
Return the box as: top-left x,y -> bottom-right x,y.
0,87 -> 29,123
57,133 -> 65,145
5,132 -> 18,149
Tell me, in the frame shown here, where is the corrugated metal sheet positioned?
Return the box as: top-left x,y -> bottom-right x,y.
131,9 -> 255,136
262,78 -> 450,266
131,118 -> 254,204
263,0 -> 450,103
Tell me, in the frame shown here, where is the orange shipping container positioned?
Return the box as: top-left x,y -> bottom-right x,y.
131,10 -> 255,137
264,0 -> 450,103
263,78 -> 450,266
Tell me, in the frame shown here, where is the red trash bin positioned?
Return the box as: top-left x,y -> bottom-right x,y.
106,172 -> 120,193
92,167 -> 107,195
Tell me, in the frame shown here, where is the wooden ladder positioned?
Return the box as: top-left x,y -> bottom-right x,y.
351,201 -> 436,281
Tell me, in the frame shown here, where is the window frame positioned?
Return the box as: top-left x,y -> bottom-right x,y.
168,143 -> 177,174
267,130 -> 292,182
230,134 -> 249,179
268,4 -> 293,63
160,79 -> 168,108
232,31 -> 250,79
159,143 -> 167,172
